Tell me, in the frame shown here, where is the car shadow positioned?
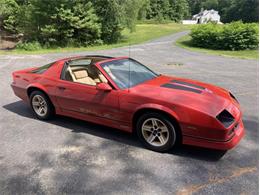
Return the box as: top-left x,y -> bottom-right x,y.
3,100 -> 231,162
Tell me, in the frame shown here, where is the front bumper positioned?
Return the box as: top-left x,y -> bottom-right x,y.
182,120 -> 245,150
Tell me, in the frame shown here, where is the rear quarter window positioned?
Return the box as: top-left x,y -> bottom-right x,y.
31,62 -> 55,74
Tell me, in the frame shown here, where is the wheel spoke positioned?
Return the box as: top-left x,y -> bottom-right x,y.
38,107 -> 43,114
32,102 -> 40,106
42,107 -> 47,113
36,96 -> 41,102
147,134 -> 156,143
143,125 -> 152,132
160,126 -> 168,133
151,119 -> 158,127
158,135 -> 166,144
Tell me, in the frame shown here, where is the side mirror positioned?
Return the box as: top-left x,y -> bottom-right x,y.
96,83 -> 112,91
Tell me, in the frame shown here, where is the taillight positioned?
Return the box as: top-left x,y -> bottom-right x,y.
12,72 -> 20,84
12,72 -> 16,83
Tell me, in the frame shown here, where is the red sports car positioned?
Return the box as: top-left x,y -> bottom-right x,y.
11,55 -> 244,152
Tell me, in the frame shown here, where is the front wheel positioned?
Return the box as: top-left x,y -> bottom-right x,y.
136,113 -> 178,152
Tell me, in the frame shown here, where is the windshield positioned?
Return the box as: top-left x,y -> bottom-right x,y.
101,58 -> 158,89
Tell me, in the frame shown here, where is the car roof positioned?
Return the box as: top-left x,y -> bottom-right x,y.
56,55 -> 130,66
56,55 -> 113,62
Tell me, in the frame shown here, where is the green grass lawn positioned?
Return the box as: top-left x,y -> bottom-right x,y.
0,23 -> 191,55
176,35 -> 259,59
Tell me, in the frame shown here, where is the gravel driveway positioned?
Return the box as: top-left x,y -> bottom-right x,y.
0,31 -> 258,194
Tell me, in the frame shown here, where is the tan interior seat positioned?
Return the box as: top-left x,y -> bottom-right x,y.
67,65 -> 108,86
72,69 -> 96,85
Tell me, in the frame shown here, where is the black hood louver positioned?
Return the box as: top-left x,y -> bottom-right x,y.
161,83 -> 202,94
170,80 -> 205,90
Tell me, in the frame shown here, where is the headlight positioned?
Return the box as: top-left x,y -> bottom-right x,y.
216,110 -> 235,128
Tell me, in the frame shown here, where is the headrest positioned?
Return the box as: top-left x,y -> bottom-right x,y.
73,70 -> 88,79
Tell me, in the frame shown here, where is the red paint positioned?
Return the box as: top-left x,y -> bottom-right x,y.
11,56 -> 244,150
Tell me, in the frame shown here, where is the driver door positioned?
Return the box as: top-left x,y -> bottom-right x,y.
55,61 -> 122,125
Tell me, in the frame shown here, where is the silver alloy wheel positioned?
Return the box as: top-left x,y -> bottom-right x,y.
32,95 -> 48,117
141,118 -> 170,147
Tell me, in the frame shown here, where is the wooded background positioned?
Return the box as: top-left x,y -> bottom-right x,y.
0,0 -> 258,47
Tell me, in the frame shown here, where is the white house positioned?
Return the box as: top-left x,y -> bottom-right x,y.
192,9 -> 221,24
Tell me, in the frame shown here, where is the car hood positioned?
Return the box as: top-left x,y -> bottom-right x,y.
130,75 -> 235,117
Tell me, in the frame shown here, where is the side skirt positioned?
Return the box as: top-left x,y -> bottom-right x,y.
55,108 -> 132,133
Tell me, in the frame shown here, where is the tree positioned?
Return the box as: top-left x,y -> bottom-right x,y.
121,0 -> 143,32
146,0 -> 171,21
221,0 -> 259,23
0,0 -> 20,33
45,0 -> 101,46
138,0 -> 150,20
169,0 -> 189,22
16,0 -> 101,46
202,0 -> 218,10
93,0 -> 124,43
188,0 -> 203,15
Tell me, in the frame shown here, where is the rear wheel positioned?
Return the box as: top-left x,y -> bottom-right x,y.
136,112 -> 178,152
30,91 -> 54,120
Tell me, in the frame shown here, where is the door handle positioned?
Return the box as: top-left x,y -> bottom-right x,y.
57,86 -> 66,90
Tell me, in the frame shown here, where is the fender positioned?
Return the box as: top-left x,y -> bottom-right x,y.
133,103 -> 180,121
27,83 -> 58,105
27,83 -> 47,93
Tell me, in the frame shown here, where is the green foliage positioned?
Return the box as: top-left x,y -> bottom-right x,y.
146,0 -> 170,21
137,0 -> 150,20
16,41 -> 42,50
19,0 -> 102,46
0,0 -> 143,46
201,0 -> 218,10
93,0 -> 124,43
52,1 -> 100,46
176,34 -> 259,59
0,0 -> 20,33
190,22 -> 259,50
121,0 -> 142,32
146,0 -> 189,22
168,0 -> 190,22
221,0 -> 259,23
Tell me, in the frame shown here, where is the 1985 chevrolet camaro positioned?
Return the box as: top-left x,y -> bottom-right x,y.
11,55 -> 244,152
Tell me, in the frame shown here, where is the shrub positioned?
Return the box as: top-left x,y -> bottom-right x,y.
16,41 -> 42,51
190,22 -> 259,50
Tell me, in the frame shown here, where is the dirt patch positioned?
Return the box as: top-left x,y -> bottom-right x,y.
0,39 -> 16,50
176,166 -> 257,195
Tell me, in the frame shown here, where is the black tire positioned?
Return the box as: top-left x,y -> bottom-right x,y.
136,112 -> 179,152
30,90 -> 55,120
